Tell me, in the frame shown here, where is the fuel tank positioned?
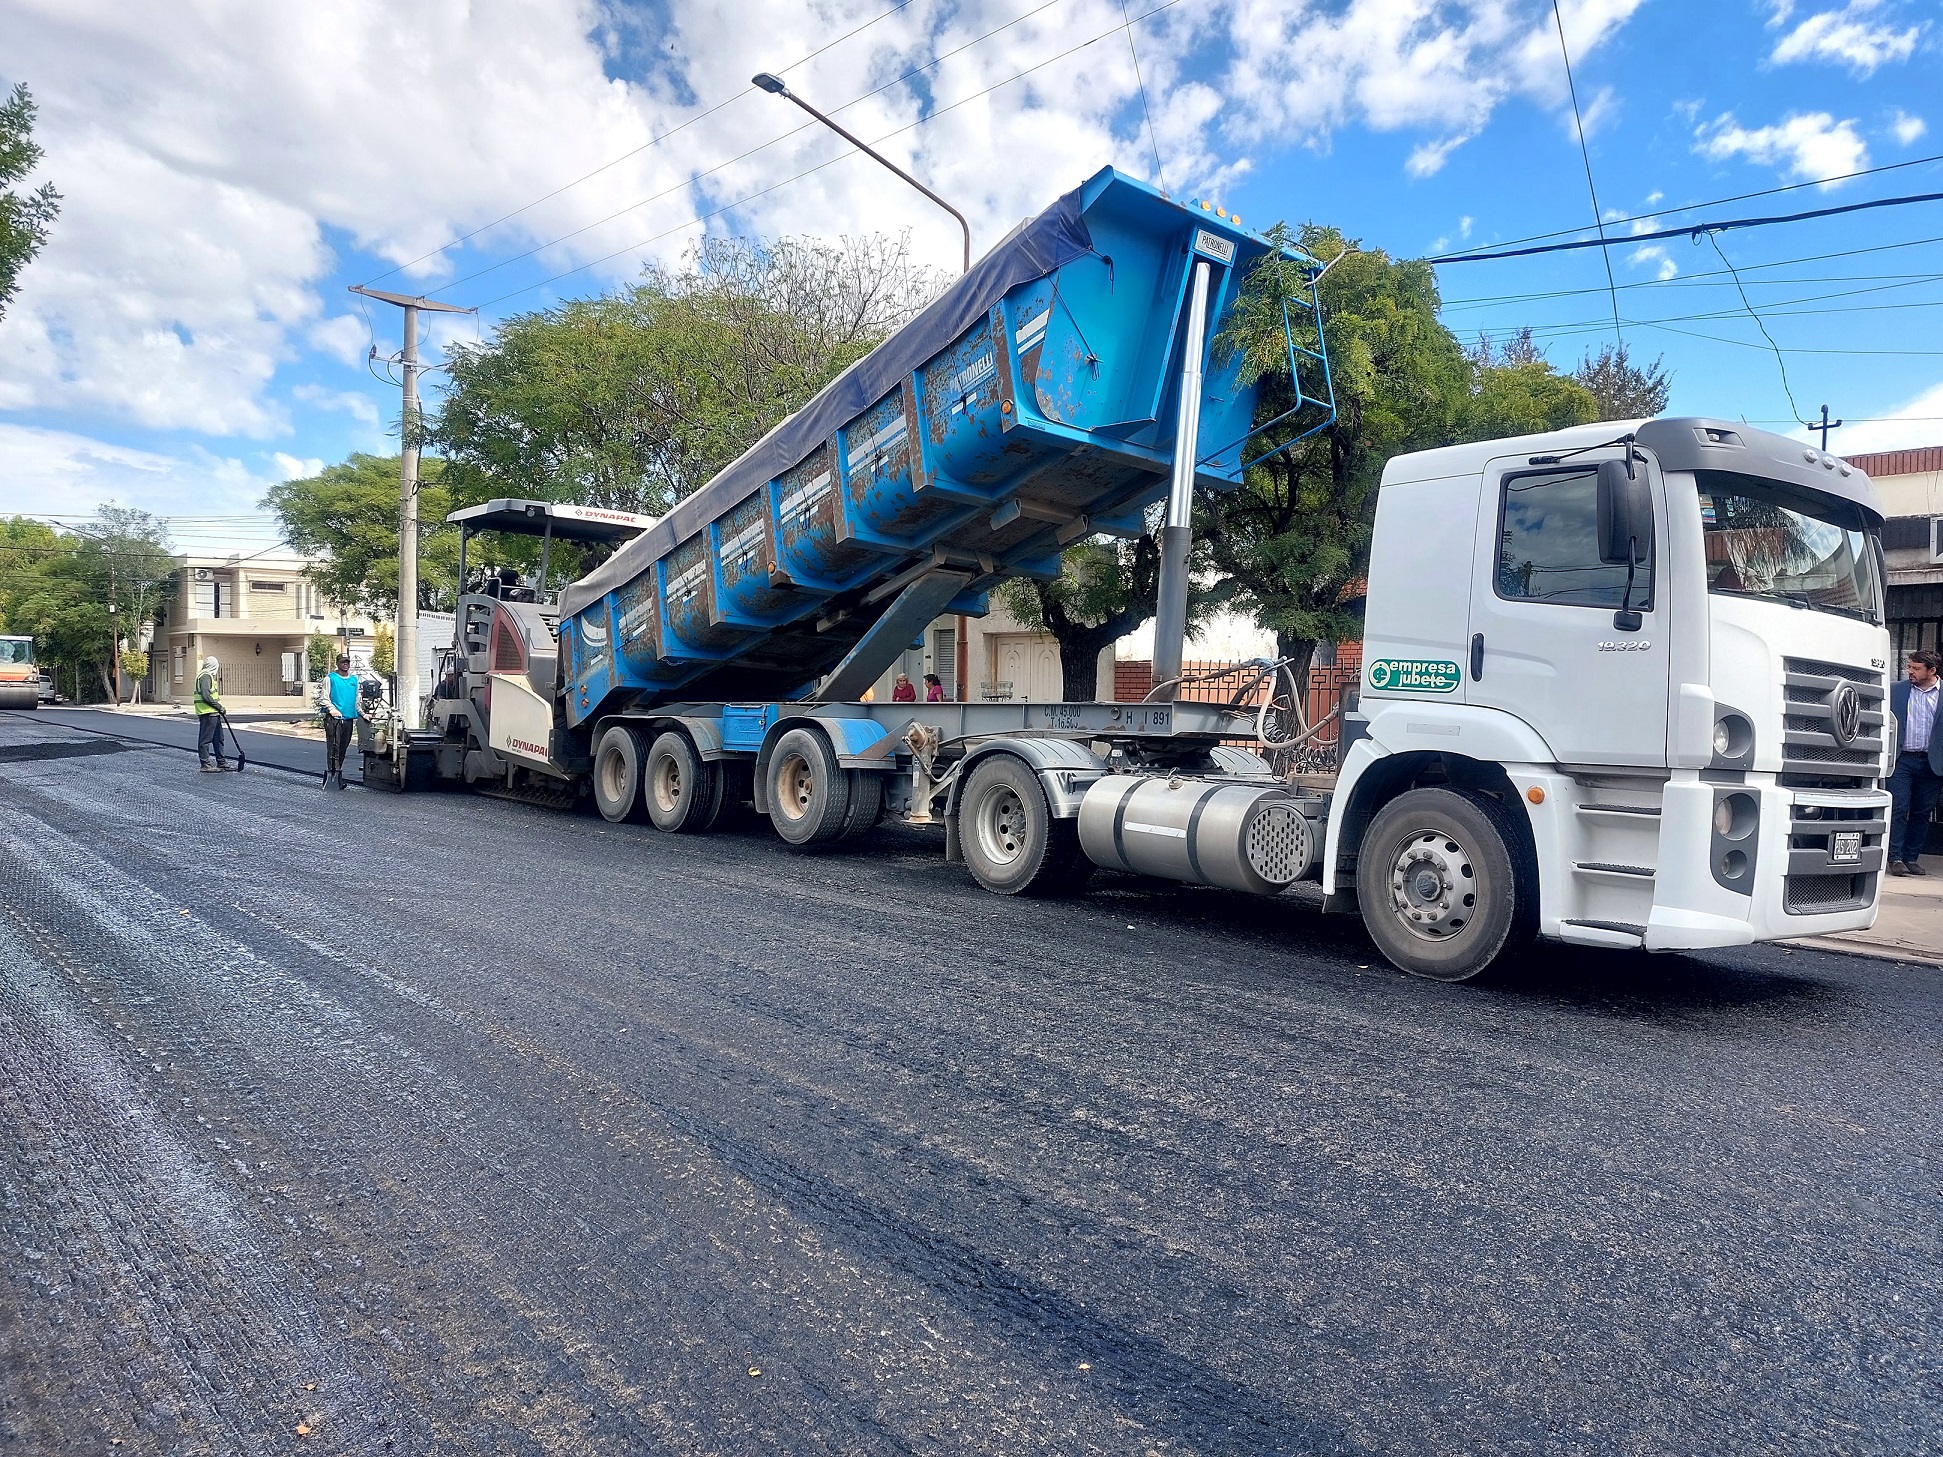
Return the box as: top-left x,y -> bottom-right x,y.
1077,775 -> 1321,895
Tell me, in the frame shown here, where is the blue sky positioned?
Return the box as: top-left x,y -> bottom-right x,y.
0,0 -> 1936,554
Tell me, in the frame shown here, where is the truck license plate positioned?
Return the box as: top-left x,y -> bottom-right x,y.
1832,831 -> 1863,863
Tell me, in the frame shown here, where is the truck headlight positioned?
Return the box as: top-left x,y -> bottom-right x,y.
1712,721 -> 1731,757
1712,714 -> 1753,761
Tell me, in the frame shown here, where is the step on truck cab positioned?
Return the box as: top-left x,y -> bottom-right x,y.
1335,417 -> 1890,977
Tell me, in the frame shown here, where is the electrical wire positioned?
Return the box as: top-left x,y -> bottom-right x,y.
1703,231 -> 1801,420
1428,151 -> 1943,262
356,0 -> 924,288
1120,0 -> 1166,195
471,0 -> 1194,310
1549,0 -> 1620,347
428,0 -> 1076,300
1427,189 -> 1943,264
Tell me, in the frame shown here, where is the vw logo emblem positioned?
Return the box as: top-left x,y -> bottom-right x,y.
1830,681 -> 1863,747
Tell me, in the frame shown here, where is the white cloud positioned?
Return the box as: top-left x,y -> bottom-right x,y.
1407,134 -> 1474,178
1770,1 -> 1922,75
0,0 -> 1659,499
1694,111 -> 1868,186
0,423 -> 288,522
1891,110 -> 1928,145
290,383 -> 381,427
1459,215 -> 1474,239
1627,244 -> 1678,281
1825,381 -> 1943,456
271,452 -> 326,482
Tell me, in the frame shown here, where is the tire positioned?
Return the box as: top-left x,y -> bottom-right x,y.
766,727 -> 851,847
592,725 -> 648,824
840,769 -> 884,839
956,754 -> 1093,897
1356,787 -> 1532,981
644,730 -> 722,834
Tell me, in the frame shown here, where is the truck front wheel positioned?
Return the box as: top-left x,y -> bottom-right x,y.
592,725 -> 648,823
645,731 -> 722,833
767,727 -> 851,847
956,754 -> 1091,897
1356,788 -> 1531,982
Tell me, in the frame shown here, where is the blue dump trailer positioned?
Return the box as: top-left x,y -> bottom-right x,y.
380,166 -> 1341,900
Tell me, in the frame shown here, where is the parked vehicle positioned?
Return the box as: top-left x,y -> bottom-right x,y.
366,169 -> 1892,980
0,636 -> 39,710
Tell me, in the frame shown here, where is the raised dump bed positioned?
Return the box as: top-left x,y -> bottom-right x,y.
557,167 -> 1325,726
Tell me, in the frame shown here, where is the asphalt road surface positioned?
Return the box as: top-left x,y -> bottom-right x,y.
2,710 -> 1937,1456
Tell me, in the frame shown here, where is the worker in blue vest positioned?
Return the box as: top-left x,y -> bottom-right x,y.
317,651 -> 359,790
194,655 -> 228,771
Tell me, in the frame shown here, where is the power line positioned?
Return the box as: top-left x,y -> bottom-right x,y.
1427,190 -> 1943,264
357,0 -> 922,288
430,0 -> 1076,301
1706,232 -> 1802,421
473,0 -> 1194,310
1120,0 -> 1166,195
1428,150 -> 1943,262
1440,269 -> 1943,313
1549,0 -> 1620,347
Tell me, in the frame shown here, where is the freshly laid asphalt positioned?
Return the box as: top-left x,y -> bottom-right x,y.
1,708 -> 1937,1455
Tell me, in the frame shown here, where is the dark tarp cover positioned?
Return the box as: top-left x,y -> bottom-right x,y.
557,179 -> 1095,620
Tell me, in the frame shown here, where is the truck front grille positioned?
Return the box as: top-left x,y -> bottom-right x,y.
1783,871 -> 1875,916
1778,657 -> 1884,787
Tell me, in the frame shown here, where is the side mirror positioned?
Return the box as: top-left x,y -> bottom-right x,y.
1596,457 -> 1653,565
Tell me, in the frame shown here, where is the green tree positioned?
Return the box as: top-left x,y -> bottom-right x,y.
306,632 -> 336,678
265,454 -> 462,615
431,233 -> 937,514
1200,225 -> 1471,686
370,622 -> 395,677
0,509 -> 173,701
0,83 -> 60,322
1573,341 -> 1672,421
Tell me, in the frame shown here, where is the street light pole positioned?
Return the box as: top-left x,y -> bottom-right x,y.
349,285 -> 475,731
751,73 -> 971,275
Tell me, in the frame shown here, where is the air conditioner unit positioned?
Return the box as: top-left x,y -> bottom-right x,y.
194,566 -> 210,580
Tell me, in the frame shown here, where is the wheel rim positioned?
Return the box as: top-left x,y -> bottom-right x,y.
777,752 -> 815,822
651,755 -> 682,814
1386,827 -> 1477,942
973,784 -> 1027,867
598,745 -> 629,805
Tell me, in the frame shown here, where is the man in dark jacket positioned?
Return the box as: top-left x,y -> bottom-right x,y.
1887,649 -> 1942,876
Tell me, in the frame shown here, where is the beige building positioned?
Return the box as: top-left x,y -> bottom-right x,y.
860,601 -> 1117,704
148,550 -> 378,705
1843,444 -> 1942,663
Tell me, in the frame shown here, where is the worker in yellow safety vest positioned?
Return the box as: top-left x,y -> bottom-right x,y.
194,655 -> 229,772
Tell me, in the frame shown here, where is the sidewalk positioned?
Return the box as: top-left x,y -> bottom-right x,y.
96,699 -> 324,739
1790,853 -> 1940,964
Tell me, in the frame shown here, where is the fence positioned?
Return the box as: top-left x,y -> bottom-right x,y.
1113,648 -> 1361,775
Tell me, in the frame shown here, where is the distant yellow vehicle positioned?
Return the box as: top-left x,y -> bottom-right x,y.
0,636 -> 40,710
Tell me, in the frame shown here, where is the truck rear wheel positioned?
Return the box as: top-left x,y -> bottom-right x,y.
840,769 -> 884,839
645,731 -> 722,834
592,725 -> 648,824
1356,788 -> 1530,982
767,727 -> 851,847
957,754 -> 1092,897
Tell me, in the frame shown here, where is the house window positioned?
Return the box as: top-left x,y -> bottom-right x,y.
173,646 -> 186,682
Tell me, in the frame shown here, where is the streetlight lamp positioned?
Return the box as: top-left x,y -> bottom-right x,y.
751,72 -> 971,275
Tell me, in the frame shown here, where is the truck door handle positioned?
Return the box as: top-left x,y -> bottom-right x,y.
1470,633 -> 1484,681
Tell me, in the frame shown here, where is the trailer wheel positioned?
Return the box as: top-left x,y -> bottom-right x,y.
957,754 -> 1092,897
767,727 -> 852,847
1356,788 -> 1531,982
840,769 -> 884,839
592,725 -> 648,824
645,730 -> 721,834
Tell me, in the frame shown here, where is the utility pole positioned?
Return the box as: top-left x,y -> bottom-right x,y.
349,286 -> 475,731
1809,404 -> 1843,451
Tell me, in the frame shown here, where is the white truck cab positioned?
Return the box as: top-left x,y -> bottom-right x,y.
1332,416 -> 1891,978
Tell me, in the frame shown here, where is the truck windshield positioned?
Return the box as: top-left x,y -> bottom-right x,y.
1695,470 -> 1881,624
0,639 -> 33,665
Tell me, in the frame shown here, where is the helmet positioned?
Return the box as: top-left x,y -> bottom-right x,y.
201,656 -> 219,672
